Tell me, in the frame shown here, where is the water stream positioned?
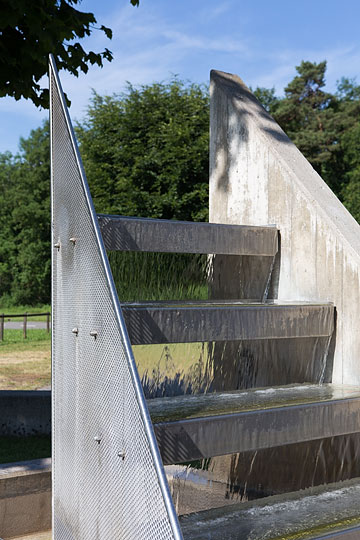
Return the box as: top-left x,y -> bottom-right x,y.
135,329 -> 350,520
110,251 -> 355,528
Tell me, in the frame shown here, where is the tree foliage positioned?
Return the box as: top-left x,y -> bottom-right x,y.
0,0 -> 138,107
77,79 -> 210,221
270,61 -> 340,192
0,78 -> 209,304
252,86 -> 279,113
341,122 -> 360,222
266,61 -> 360,212
1,62 -> 360,305
0,123 -> 50,304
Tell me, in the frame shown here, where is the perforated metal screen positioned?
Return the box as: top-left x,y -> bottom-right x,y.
50,55 -> 182,540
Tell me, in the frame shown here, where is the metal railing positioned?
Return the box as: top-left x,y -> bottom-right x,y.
50,54 -> 182,539
0,312 -> 51,340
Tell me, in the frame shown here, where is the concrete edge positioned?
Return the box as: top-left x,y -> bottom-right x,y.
210,69 -> 360,264
0,458 -> 51,539
209,68 -> 360,385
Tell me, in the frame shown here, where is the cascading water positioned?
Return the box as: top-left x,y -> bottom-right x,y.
111,249 -> 355,525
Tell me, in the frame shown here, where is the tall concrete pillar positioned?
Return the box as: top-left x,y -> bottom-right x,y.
209,69 -> 360,385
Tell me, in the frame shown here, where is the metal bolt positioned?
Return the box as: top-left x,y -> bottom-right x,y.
94,435 -> 102,444
117,451 -> 126,460
69,237 -> 77,245
72,327 -> 79,336
90,330 -> 98,339
54,242 -> 60,250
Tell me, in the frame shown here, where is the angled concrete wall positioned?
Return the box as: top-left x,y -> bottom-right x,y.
210,70 -> 360,385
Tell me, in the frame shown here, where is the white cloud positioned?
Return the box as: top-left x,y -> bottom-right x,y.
249,44 -> 360,94
161,30 -> 249,55
202,2 -> 233,21
56,5 -> 251,121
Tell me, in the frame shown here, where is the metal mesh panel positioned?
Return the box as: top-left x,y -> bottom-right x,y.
49,56 -> 182,540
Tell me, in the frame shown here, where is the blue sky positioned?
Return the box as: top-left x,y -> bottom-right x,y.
1,0 -> 360,155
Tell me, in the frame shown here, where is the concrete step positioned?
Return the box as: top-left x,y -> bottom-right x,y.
179,478 -> 360,539
149,384 -> 360,465
6,532 -> 51,540
0,459 -> 51,540
121,300 -> 335,344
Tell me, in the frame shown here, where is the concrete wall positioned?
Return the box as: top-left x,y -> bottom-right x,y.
209,70 -> 360,385
0,458 -> 51,538
0,391 -> 51,436
0,393 -> 51,536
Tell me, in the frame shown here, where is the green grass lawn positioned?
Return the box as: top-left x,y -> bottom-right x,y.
0,329 -> 51,346
133,342 -> 206,379
0,330 -> 51,390
0,304 -> 51,322
0,326 -> 206,391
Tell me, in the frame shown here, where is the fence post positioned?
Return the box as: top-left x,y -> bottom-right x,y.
23,313 -> 27,339
46,312 -> 50,333
0,314 -> 4,341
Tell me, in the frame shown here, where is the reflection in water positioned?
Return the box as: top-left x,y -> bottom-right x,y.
107,224 -> 353,526
209,336 -> 333,391
166,452 -> 273,516
139,342 -> 212,398
119,252 -> 345,520
137,335 -> 333,399
132,328 -> 356,518
166,434 -> 360,516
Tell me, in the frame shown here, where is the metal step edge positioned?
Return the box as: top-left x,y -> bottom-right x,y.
316,526 -> 360,539
179,477 -> 360,540
149,383 -> 360,465
97,214 -> 279,256
121,300 -> 335,344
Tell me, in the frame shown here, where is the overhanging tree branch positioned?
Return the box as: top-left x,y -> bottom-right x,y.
0,0 -> 138,108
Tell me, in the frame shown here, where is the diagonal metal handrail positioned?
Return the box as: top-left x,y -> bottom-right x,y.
49,54 -> 182,539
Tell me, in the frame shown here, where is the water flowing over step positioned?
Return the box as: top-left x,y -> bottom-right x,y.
179,478 -> 360,539
121,301 -> 334,344
97,214 -> 278,256
149,384 -> 360,464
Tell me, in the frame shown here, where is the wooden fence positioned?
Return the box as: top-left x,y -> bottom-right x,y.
0,312 -> 51,341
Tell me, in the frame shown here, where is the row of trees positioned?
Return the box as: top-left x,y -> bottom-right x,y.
254,61 -> 360,215
0,61 -> 359,305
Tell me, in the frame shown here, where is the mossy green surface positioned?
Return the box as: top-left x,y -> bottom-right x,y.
0,435 -> 51,464
268,516 -> 360,539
